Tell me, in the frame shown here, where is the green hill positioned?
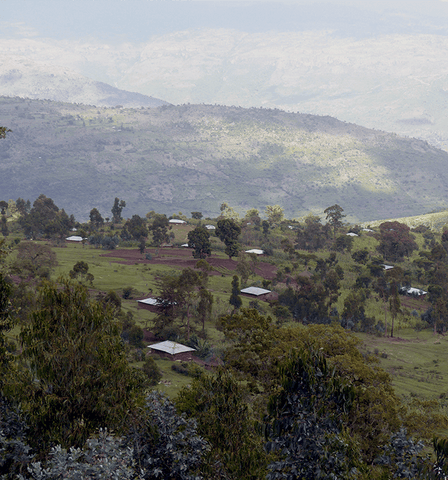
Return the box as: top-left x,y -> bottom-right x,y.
2,96 -> 448,223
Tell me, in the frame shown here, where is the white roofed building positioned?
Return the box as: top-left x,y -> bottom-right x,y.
240,286 -> 277,302
137,297 -> 160,312
148,340 -> 195,361
66,235 -> 83,242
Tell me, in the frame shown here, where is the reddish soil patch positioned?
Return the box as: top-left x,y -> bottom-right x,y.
101,248 -> 277,279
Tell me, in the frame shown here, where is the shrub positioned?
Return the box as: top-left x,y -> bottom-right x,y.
126,392 -> 209,479
23,430 -> 135,480
142,357 -> 162,386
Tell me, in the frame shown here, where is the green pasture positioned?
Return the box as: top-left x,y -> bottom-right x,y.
357,329 -> 448,401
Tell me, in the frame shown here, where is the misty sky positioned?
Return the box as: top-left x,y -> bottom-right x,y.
3,0 -> 448,42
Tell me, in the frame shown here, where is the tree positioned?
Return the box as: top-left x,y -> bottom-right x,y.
124,214 -> 148,241
142,356 -> 162,386
229,275 -> 242,311
24,430 -> 136,480
17,280 -> 145,451
197,287 -> 213,334
0,127 -> 11,139
155,268 -> 204,339
377,221 -> 418,262
89,207 -> 104,230
244,208 -> 261,226
176,369 -> 268,480
264,347 -> 358,480
11,241 -> 58,280
150,214 -> 170,247
1,215 -> 8,237
0,241 -> 14,386
0,391 -> 32,478
0,201 -> 8,216
126,391 -> 209,480
265,204 -> 284,224
19,194 -> 75,239
295,214 -> 330,251
15,198 -> 31,217
111,197 -> 126,223
386,266 -> 403,337
69,261 -> 94,285
324,204 -> 346,238
219,202 -> 240,220
191,211 -> 203,220
187,225 -> 211,259
216,218 -> 241,260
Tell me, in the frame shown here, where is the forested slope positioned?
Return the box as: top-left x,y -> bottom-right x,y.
1,96 -> 448,222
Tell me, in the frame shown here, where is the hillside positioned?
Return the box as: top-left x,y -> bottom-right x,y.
0,54 -> 168,109
1,96 -> 448,223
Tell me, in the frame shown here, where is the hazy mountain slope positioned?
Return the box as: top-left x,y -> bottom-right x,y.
0,54 -> 168,108
1,96 -> 447,223
2,30 -> 448,149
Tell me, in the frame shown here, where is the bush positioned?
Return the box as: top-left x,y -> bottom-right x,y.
125,392 -> 209,479
122,287 -> 134,299
171,362 -> 204,378
23,430 -> 135,480
142,357 -> 162,386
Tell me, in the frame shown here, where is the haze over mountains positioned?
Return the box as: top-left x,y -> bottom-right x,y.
3,1 -> 448,150
3,1 -> 448,222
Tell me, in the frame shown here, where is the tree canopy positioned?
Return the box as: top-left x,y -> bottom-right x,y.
187,225 -> 211,259
16,280 -> 145,451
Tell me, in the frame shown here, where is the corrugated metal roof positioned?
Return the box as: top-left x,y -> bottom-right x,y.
66,236 -> 83,241
241,286 -> 271,296
137,298 -> 160,306
148,340 -> 195,355
245,249 -> 264,255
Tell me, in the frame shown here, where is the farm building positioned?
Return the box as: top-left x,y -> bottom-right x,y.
240,286 -> 278,302
148,340 -> 195,361
137,297 -> 160,312
382,264 -> 394,270
65,235 -> 83,242
245,248 -> 264,255
169,219 -> 187,225
399,287 -> 427,297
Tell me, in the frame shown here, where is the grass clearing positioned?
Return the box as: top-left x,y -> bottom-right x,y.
357,329 -> 448,399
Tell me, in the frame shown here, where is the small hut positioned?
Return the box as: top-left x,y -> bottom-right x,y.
240,286 -> 277,302
137,297 -> 160,313
148,340 -> 195,361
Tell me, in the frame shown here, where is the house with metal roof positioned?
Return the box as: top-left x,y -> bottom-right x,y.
137,297 -> 160,312
148,340 -> 195,361
240,286 -> 277,302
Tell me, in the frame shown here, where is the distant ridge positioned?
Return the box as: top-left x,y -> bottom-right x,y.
0,55 -> 169,108
1,97 -> 448,223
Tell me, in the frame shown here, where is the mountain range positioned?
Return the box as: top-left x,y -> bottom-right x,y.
1,96 -> 447,224
2,26 -> 448,151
